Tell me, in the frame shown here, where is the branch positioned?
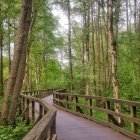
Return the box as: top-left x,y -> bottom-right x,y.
6,21 -> 17,30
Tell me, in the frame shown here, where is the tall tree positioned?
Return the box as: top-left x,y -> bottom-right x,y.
0,1 -> 3,96
91,3 -> 96,96
67,0 -> 73,92
0,0 -> 32,124
7,18 -> 11,73
134,0 -> 137,31
108,0 -> 121,123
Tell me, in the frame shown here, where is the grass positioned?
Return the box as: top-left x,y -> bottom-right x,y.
93,110 -> 107,121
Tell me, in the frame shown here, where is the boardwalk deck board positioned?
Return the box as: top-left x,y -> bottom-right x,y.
43,95 -> 132,140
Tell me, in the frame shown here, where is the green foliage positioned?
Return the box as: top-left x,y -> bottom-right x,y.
93,110 -> 106,121
1,0 -> 140,102
118,32 -> 140,100
0,119 -> 32,140
40,59 -> 68,89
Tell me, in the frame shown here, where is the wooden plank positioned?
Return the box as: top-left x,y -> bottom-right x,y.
131,106 -> 137,134
76,96 -> 78,112
53,98 -> 140,125
66,96 -> 69,109
52,134 -> 57,140
54,104 -> 140,140
50,112 -> 57,139
106,100 -> 110,122
32,101 -> 35,122
89,98 -> 92,117
39,104 -> 43,119
53,92 -> 140,107
26,99 -> 30,123
20,93 -> 57,140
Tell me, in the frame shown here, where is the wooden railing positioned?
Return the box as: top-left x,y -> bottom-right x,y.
22,89 -> 54,98
53,91 -> 140,140
20,91 -> 57,140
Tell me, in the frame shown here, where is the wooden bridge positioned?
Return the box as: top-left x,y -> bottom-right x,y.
20,90 -> 140,140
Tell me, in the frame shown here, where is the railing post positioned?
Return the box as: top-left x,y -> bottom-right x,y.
53,93 -> 55,104
131,106 -> 137,134
58,95 -> 60,106
55,94 -> 58,105
106,100 -> 110,122
44,108 -> 47,115
39,104 -> 43,119
35,91 -> 37,97
23,98 -> 25,120
76,96 -> 78,112
25,99 -> 30,123
50,113 -> 56,140
32,101 -> 35,122
36,91 -> 38,97
43,90 -> 45,97
66,96 -> 69,109
89,98 -> 92,117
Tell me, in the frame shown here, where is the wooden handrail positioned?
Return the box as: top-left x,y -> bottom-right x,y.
20,91 -> 57,140
53,91 -> 140,140
22,89 -> 53,98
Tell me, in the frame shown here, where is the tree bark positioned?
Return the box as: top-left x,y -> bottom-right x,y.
85,4 -> 90,95
0,0 -> 32,124
134,0 -> 137,31
108,0 -> 119,98
126,0 -> 129,32
8,18 -> 11,73
8,44 -> 27,121
91,4 -> 97,96
68,0 -> 73,92
0,13 -> 3,96
96,3 -> 101,95
108,0 -> 121,124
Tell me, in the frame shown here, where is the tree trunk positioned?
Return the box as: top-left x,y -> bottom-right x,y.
24,51 -> 30,91
91,4 -> 97,96
80,4 -> 86,95
108,0 -> 120,123
85,4 -> 90,96
134,0 -> 137,31
35,64 -> 40,91
8,18 -> 11,73
0,13 -> 3,96
0,0 -> 32,124
108,0 -> 119,97
24,4 -> 37,91
96,3 -> 101,95
67,0 -> 73,92
9,3 -> 37,117
126,0 -> 129,32
8,44 -> 27,121
108,0 -> 121,124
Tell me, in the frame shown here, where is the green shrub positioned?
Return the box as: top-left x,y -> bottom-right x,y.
0,118 -> 32,140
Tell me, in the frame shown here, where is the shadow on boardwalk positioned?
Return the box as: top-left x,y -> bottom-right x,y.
42,95 -> 132,140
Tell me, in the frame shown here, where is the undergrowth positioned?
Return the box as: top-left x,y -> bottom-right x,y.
0,117 -> 32,140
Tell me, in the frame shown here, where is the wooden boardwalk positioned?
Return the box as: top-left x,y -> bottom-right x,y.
43,95 -> 132,140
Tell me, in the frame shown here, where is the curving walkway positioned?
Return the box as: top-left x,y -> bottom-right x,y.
42,95 -> 132,140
